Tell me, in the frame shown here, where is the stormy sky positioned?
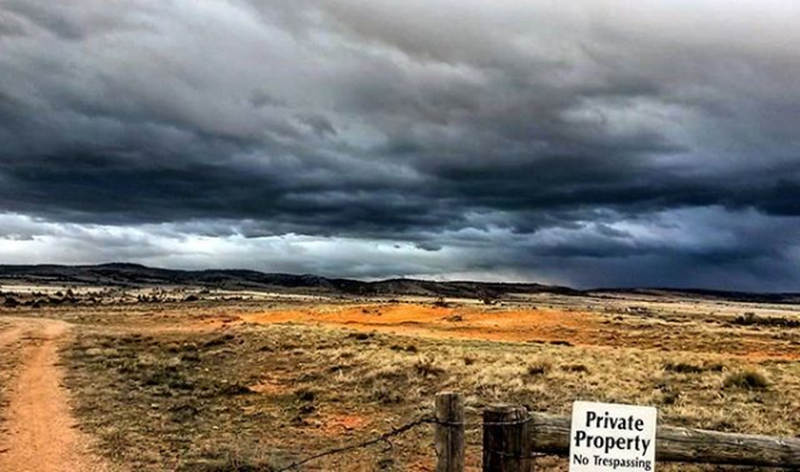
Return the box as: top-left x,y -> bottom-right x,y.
2,0 -> 800,291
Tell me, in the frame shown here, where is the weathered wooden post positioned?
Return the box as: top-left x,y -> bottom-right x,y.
483,404 -> 532,472
435,392 -> 466,472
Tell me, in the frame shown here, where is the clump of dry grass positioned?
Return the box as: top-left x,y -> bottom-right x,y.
723,370 -> 769,390
370,384 -> 404,405
664,362 -> 705,374
526,361 -> 551,376
414,356 -> 446,378
389,343 -> 418,353
664,361 -> 725,374
560,363 -> 589,374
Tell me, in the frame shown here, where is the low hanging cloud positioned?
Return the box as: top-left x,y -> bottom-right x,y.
2,0 -> 800,291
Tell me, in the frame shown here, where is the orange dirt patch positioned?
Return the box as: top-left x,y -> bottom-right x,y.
240,303 -> 800,360
318,413 -> 371,435
241,303 -> 600,345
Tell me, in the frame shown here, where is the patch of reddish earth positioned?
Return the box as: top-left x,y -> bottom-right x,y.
0,318 -> 112,472
240,304 -> 599,344
318,414 -> 371,435
240,303 -> 800,360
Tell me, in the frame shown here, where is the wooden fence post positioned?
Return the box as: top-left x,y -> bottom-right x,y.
483,405 -> 532,472
435,392 -> 465,472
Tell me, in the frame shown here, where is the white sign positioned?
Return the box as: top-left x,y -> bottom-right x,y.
569,401 -> 657,472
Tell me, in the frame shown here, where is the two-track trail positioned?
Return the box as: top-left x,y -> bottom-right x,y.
0,317 -> 111,472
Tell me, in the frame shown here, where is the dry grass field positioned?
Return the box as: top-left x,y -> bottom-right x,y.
1,287 -> 800,470
0,318 -> 20,425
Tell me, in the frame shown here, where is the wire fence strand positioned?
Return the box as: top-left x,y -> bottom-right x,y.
276,414 -> 436,471
275,412 -> 534,471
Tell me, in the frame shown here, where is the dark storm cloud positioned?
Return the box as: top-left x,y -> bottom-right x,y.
3,0 -> 800,290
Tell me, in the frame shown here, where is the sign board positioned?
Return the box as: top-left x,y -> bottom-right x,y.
569,401 -> 657,472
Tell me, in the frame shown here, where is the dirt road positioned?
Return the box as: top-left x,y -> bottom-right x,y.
0,318 -> 111,472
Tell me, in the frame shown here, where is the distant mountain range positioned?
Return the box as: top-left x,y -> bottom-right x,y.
0,263 -> 577,299
0,263 -> 798,303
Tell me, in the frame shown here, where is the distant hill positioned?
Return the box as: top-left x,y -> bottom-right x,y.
1,263 -> 798,303
0,263 -> 579,299
590,287 -> 800,305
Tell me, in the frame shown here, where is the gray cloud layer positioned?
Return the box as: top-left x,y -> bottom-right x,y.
2,0 -> 800,290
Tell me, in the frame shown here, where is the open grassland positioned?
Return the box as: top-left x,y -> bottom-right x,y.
2,290 -> 800,470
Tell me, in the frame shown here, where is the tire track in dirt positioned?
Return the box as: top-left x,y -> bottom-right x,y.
0,318 -> 112,472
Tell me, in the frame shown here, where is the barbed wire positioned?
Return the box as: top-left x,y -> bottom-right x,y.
437,416 -> 532,427
275,412 -> 533,471
276,414 -> 435,471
